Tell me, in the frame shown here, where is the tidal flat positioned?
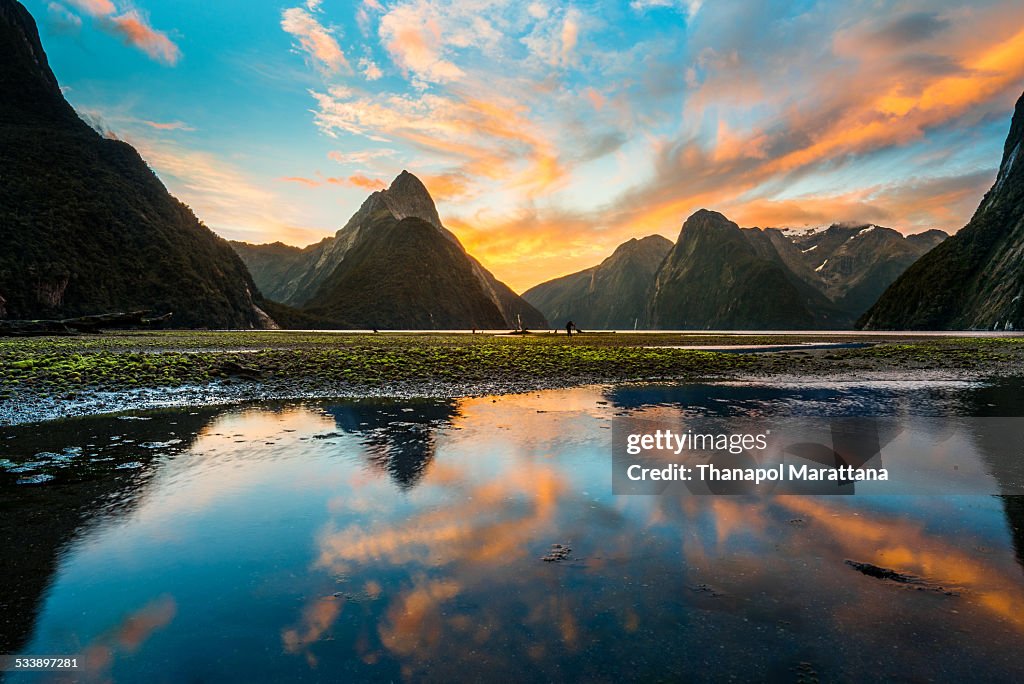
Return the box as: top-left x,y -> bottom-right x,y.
2,331 -> 1024,425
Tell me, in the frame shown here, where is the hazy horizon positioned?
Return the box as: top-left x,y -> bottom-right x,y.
26,0 -> 1024,291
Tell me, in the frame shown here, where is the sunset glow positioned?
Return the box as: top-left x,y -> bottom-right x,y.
32,0 -> 1024,291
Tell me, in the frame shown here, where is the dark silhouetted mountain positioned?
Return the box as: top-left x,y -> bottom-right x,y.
861,91 -> 1024,330
647,210 -> 843,329
524,212 -> 941,330
232,171 -> 547,329
0,0 -> 274,328
523,235 -> 672,329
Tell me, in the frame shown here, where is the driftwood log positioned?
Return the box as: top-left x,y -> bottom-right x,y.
0,311 -> 172,337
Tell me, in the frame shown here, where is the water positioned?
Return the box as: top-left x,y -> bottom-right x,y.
2,381 -> 1024,682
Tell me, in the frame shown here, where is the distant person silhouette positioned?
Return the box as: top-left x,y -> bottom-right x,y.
566,321 -> 575,337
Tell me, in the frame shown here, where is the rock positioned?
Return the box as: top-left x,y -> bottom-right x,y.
541,543 -> 573,562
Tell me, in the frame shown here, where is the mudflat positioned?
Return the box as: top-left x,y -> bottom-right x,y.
3,331 -> 1023,425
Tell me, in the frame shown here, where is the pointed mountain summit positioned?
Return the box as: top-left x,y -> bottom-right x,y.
0,0 -> 274,327
380,170 -> 442,227
861,90 -> 1024,330
523,235 -> 672,329
232,171 -> 547,329
646,210 -> 843,329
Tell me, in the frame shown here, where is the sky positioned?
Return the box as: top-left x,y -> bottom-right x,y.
27,0 -> 1024,292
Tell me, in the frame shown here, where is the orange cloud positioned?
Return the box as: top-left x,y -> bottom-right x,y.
64,1 -> 182,65
281,6 -> 351,75
721,170 -> 993,229
780,498 -> 1024,632
80,596 -> 178,679
766,28 -> 1024,174
282,176 -> 322,187
282,595 -> 343,661
331,174 -> 386,190
101,10 -> 181,65
142,119 -> 194,131
378,3 -> 465,84
312,88 -> 568,202
446,208 -> 613,292
378,578 -> 461,657
281,173 -> 387,191
418,172 -> 473,201
66,0 -> 115,15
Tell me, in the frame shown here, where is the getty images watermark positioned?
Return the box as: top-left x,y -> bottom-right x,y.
611,416 -> 1024,496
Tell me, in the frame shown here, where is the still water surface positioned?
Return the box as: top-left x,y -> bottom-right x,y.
2,381 -> 1024,682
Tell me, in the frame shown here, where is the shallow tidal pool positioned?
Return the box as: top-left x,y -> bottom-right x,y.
2,381 -> 1024,682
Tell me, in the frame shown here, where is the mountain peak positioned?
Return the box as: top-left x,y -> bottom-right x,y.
1,0 -> 73,121
380,170 -> 440,228
1,0 -> 271,327
610,234 -> 673,259
683,209 -> 734,228
677,209 -> 741,241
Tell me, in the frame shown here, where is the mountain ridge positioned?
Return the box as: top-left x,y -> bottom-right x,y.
0,0 -> 274,328
524,213 -> 946,330
232,171 -> 547,330
523,235 -> 672,329
860,90 -> 1024,330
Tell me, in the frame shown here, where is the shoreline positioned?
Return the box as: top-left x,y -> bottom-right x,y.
2,331 -> 1022,425
0,368 -> 1001,427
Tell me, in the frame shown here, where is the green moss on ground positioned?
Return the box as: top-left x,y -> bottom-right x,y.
1,331 -> 1022,399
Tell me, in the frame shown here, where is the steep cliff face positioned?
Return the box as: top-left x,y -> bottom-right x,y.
523,235 -> 672,329
0,0 -> 272,328
233,171 -> 547,329
861,91 -> 1024,330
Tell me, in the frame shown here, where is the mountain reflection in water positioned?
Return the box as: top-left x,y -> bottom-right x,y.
1,381 -> 1023,682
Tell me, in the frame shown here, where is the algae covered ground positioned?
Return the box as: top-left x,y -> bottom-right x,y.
2,330 -> 1023,424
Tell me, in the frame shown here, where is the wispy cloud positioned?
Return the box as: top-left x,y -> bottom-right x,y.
99,10 -> 181,65
45,2 -> 83,34
327,148 -> 396,165
358,56 -> 383,80
378,2 -> 465,85
63,0 -> 181,65
66,0 -> 116,15
281,4 -> 352,75
281,173 -> 387,190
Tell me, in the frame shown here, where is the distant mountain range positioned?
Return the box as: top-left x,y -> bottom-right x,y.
6,0 -> 1020,332
525,212 -> 945,329
231,171 -> 547,329
0,0 -> 275,328
861,90 -> 1024,331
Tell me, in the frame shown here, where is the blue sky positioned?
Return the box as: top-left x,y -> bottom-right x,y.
26,0 -> 1024,290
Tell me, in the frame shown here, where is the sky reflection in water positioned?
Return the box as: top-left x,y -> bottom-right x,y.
2,381 -> 1024,682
